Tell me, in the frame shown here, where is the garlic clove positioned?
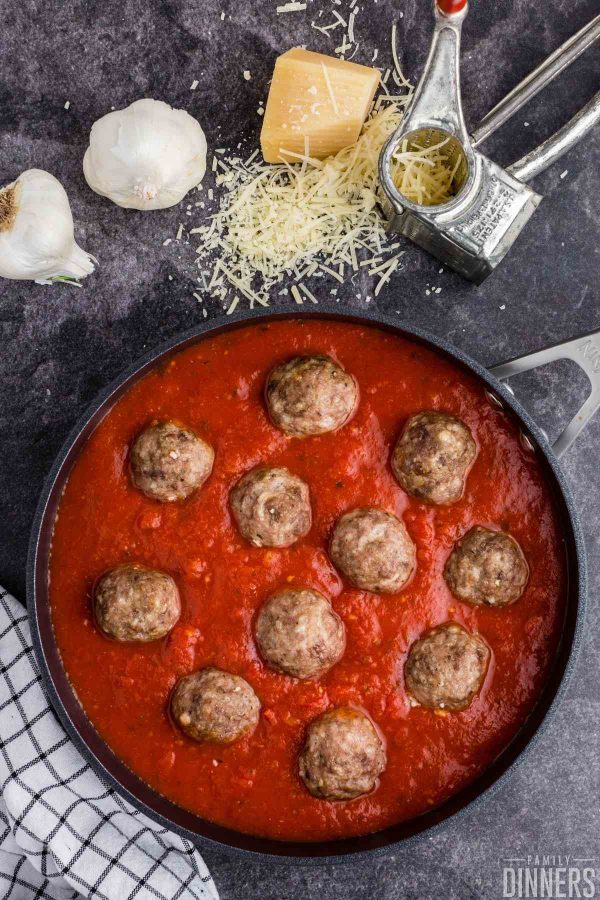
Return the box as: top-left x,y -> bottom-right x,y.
83,98 -> 207,210
0,169 -> 96,283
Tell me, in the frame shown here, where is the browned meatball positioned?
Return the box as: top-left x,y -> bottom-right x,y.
444,526 -> 529,608
329,507 -> 415,594
266,355 -> 358,437
171,667 -> 260,744
255,588 -> 345,679
392,411 -> 477,505
405,623 -> 489,711
230,467 -> 311,548
94,564 -> 180,642
130,420 -> 214,502
299,708 -> 386,800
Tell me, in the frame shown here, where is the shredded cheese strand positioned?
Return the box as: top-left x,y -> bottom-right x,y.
391,136 -> 462,206
321,63 -> 340,116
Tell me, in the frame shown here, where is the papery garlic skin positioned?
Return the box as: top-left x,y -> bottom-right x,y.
83,99 -> 207,210
0,169 -> 95,283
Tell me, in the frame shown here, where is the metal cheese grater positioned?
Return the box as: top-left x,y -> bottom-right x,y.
378,0 -> 600,283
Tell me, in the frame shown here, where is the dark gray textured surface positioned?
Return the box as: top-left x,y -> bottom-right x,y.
1,1 -> 599,897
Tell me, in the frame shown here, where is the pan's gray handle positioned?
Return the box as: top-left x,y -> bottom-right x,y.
489,329 -> 600,458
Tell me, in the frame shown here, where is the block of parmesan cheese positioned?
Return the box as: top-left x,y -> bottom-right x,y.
260,48 -> 380,163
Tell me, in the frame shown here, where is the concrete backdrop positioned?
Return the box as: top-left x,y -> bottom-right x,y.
1,0 -> 598,897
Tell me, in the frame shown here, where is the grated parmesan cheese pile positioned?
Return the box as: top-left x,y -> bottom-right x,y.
178,21 -> 455,312
191,95 -> 416,309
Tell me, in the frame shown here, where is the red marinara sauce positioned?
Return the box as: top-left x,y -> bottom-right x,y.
49,319 -> 567,842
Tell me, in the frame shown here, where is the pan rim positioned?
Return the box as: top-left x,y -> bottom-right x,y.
27,305 -> 587,864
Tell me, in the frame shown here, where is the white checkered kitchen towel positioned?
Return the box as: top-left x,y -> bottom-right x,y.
0,588 -> 219,900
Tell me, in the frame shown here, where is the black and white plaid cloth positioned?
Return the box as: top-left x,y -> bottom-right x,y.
0,588 -> 219,900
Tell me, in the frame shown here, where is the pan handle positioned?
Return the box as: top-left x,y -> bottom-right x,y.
489,329 -> 600,458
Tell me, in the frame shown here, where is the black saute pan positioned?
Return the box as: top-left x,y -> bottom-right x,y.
28,306 -> 596,862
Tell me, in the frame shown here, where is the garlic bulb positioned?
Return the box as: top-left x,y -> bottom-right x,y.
0,169 -> 96,284
83,99 -> 207,210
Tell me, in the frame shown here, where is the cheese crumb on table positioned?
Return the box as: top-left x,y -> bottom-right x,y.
276,1 -> 307,11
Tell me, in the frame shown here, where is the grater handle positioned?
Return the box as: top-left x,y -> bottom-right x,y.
507,91 -> 600,182
378,0 -> 471,216
388,0 -> 470,142
437,0 -> 468,13
472,14 -> 600,147
490,328 -> 600,458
